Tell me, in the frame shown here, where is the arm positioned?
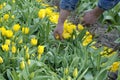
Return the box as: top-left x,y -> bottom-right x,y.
53,0 -> 79,40
54,9 -> 70,40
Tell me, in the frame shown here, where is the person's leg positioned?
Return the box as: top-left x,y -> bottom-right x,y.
59,0 -> 79,25
60,0 -> 78,11
98,0 -> 120,10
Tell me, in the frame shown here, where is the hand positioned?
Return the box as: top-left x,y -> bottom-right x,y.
53,24 -> 64,40
82,10 -> 98,26
53,9 -> 70,40
82,7 -> 104,26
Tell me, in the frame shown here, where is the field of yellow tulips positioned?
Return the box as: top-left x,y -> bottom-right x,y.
0,0 -> 120,80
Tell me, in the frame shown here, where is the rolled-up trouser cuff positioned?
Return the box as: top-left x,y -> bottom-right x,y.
98,0 -> 120,10
60,0 -> 78,11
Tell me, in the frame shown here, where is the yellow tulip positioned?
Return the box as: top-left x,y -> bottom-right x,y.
67,76 -> 72,80
12,0 -> 15,3
0,4 -> 3,10
30,38 -> 38,46
24,45 -> 27,49
41,3 -> 49,7
45,8 -> 53,16
27,59 -> 30,65
0,56 -> 3,64
25,53 -> 30,59
77,24 -> 84,31
11,15 -> 15,19
6,30 -> 13,38
3,14 -> 9,20
22,27 -> 29,34
38,45 -> 44,54
38,9 -> 46,19
64,67 -> 69,75
49,13 -> 59,24
29,72 -> 35,79
0,27 -> 6,36
5,39 -> 11,45
3,3 -> 6,7
73,68 -> 78,78
26,47 -> 29,53
12,46 -> 16,54
0,18 -> 3,22
13,24 -> 20,31
37,54 -> 41,60
110,62 -> 120,72
1,44 -> 9,51
86,31 -> 90,35
62,32 -> 71,39
20,60 -> 25,70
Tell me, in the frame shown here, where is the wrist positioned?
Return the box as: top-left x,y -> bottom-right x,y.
57,23 -> 64,28
58,9 -> 70,24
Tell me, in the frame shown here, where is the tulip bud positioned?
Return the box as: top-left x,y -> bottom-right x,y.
25,53 -> 30,60
27,59 -> 30,65
64,67 -> 69,75
29,72 -> 35,79
67,76 -> 71,80
0,56 -> 3,64
73,68 -> 78,78
20,60 -> 25,70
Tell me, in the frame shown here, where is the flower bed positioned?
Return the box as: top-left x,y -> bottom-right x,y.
0,0 -> 119,80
